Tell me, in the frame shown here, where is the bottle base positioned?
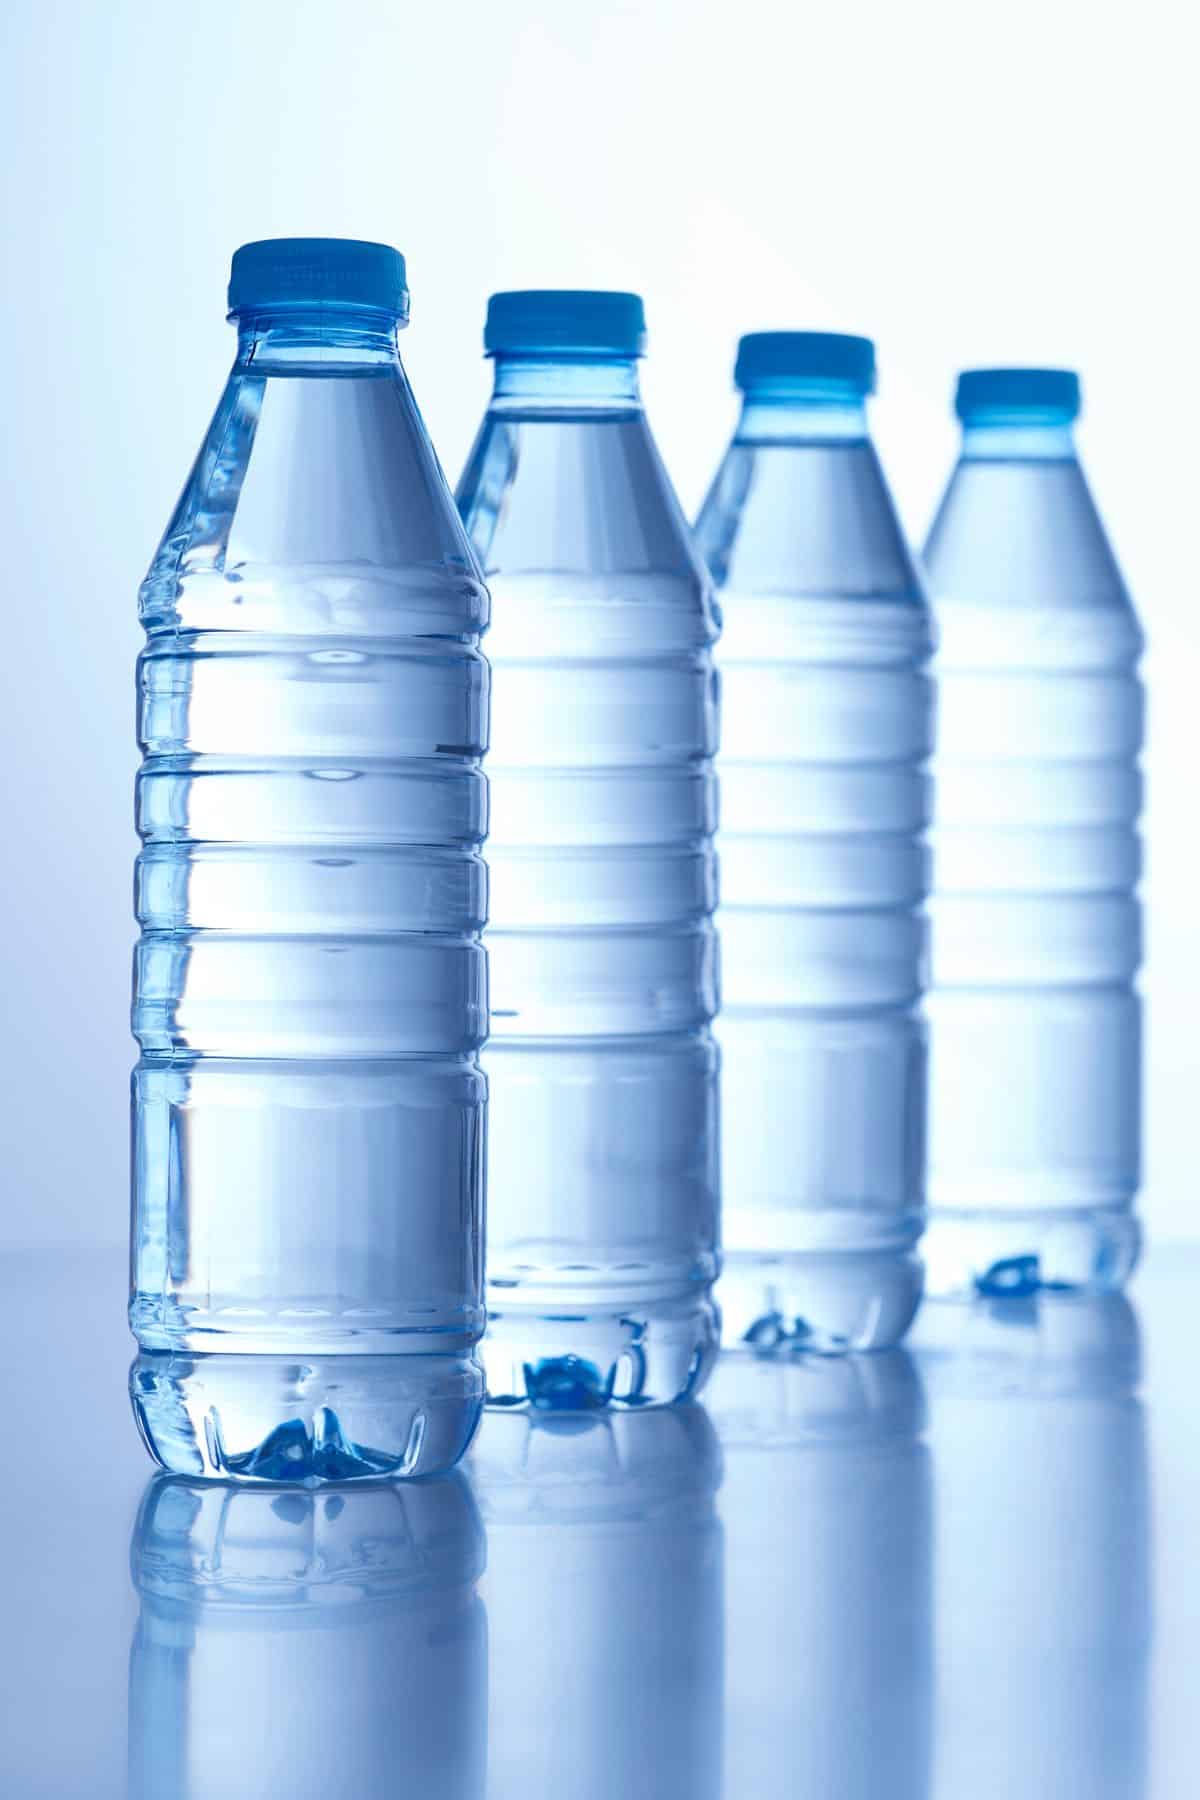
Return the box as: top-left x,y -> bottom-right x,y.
922,1207 -> 1141,1299
130,1350 -> 484,1484
481,1295 -> 720,1411
718,1248 -> 924,1354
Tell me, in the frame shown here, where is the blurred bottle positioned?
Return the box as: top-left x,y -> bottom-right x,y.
694,332 -> 932,1350
923,368 -> 1143,1296
130,239 -> 489,1480
457,291 -> 720,1407
129,1473 -> 486,1800
915,1291 -> 1150,1800
469,1405 -> 723,1800
707,1349 -> 932,1800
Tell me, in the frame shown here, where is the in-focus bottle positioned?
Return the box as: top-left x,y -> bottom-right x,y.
129,1474 -> 486,1800
695,332 -> 932,1351
923,368 -> 1143,1296
457,291 -> 721,1407
130,239 -> 490,1480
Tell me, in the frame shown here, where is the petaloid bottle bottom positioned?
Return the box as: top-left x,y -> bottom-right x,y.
481,1293 -> 720,1412
718,1248 -> 925,1355
922,1205 -> 1141,1300
130,1350 -> 484,1484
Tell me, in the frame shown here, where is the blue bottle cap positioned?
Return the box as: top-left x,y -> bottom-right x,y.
227,238 -> 410,321
484,290 -> 647,357
955,367 -> 1081,422
734,331 -> 876,394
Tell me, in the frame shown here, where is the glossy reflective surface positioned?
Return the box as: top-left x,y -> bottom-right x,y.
2,1245 -> 1195,1796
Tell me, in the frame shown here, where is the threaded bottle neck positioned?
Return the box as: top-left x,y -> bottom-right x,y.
736,380 -> 868,444
235,306 -> 402,369
488,352 -> 642,412
959,413 -> 1078,461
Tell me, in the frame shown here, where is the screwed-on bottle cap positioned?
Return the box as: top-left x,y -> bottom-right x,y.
227,238 -> 410,321
734,331 -> 876,394
484,290 -> 647,357
955,367 -> 1081,421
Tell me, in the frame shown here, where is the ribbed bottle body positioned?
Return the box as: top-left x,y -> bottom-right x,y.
697,391 -> 932,1350
924,421 -> 1143,1295
458,352 -> 721,1406
131,305 -> 490,1480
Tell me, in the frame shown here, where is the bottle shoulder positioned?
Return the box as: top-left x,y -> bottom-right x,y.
695,437 -> 925,613
458,412 -> 711,580
142,364 -> 486,641
923,456 -> 1139,626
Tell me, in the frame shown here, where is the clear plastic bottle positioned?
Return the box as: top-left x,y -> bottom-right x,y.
923,369 -> 1144,1296
130,239 -> 490,1481
456,291 -> 721,1407
129,1473 -> 486,1799
694,332 -> 932,1351
468,1406 -> 723,1800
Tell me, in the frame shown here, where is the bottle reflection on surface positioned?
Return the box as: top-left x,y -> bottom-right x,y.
708,1350 -> 932,1800
469,1405 -> 722,1800
915,1292 -> 1150,1800
128,1473 -> 486,1800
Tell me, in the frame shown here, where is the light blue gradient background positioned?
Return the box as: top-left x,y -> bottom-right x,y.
0,0 -> 1192,1249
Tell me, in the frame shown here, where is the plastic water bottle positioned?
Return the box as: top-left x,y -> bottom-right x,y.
130,239 -> 490,1481
923,369 -> 1143,1296
129,1474 -> 486,1799
457,291 -> 721,1407
695,332 -> 932,1350
469,1407 -> 723,1800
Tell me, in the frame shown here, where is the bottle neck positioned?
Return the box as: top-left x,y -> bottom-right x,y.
735,380 -> 868,443
234,306 -> 402,371
487,353 -> 642,413
959,412 -> 1077,461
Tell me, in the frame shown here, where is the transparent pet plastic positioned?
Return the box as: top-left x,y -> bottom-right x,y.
458,315 -> 720,1405
131,243 -> 489,1479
